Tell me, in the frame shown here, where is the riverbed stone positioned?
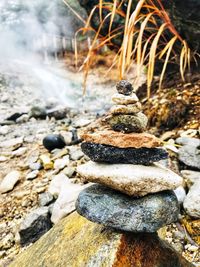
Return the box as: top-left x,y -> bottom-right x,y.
116,80 -> 134,95
81,142 -> 168,164
112,93 -> 139,105
19,207 -> 52,246
76,184 -> 179,232
183,180 -> 200,218
9,212 -> 193,267
81,130 -> 161,148
77,161 -> 183,197
0,171 -> 21,193
43,134 -> 66,151
110,102 -> 142,115
108,113 -> 148,133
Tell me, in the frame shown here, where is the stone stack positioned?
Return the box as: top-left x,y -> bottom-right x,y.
76,80 -> 183,233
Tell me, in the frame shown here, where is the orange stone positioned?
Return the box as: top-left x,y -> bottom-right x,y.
81,130 -> 162,148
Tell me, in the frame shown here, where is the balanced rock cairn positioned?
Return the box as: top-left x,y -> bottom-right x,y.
76,80 -> 183,233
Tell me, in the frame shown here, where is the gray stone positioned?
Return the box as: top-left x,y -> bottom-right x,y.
19,207 -> 52,246
181,170 -> 200,188
29,106 -> 47,119
178,144 -> 200,170
76,184 -> 180,232
29,162 -> 42,171
183,180 -> 200,218
108,112 -> 148,133
69,146 -> 84,161
176,137 -> 200,147
0,171 -> 21,193
116,80 -> 134,95
39,192 -> 54,206
26,170 -> 39,180
81,142 -> 168,164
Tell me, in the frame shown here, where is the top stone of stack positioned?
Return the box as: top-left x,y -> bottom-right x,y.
116,80 -> 135,95
107,80 -> 148,133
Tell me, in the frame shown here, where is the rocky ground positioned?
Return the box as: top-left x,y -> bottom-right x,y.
0,61 -> 200,266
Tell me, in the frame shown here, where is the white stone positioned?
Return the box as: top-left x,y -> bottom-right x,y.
69,146 -> 84,161
77,162 -> 183,197
26,170 -> 39,180
12,147 -> 27,157
48,173 -> 70,197
174,186 -> 186,204
111,93 -> 139,105
54,155 -> 69,170
183,180 -> 200,218
16,114 -> 29,123
51,182 -> 90,224
62,167 -> 75,178
0,125 -> 10,135
181,170 -> 200,188
0,171 -> 21,193
0,156 -> 8,162
0,137 -> 24,149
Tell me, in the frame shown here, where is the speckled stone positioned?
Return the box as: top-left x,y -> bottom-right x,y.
116,80 -> 134,95
112,93 -> 139,105
110,103 -> 142,115
108,113 -> 148,133
81,142 -> 168,164
76,184 -> 180,232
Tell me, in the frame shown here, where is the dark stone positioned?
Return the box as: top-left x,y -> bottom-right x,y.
29,106 -> 47,119
116,80 -> 134,95
43,134 -> 66,151
81,142 -> 168,164
6,112 -> 26,121
76,184 -> 180,232
47,108 -> 69,120
19,207 -> 52,246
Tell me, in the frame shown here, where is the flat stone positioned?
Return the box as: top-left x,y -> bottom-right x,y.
176,137 -> 200,147
0,171 -> 21,193
183,180 -> 200,218
81,130 -> 161,148
108,113 -> 148,133
76,184 -> 179,232
116,80 -> 134,95
19,207 -> 52,246
181,170 -> 200,188
0,137 -> 23,150
174,186 -> 186,204
112,93 -> 139,105
77,161 -> 183,197
54,155 -> 69,170
48,173 -> 70,197
26,170 -> 39,180
10,213 -> 193,267
110,103 -> 142,115
81,142 -> 168,164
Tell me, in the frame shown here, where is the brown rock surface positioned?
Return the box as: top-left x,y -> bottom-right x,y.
81,130 -> 161,148
10,212 -> 194,267
110,102 -> 142,115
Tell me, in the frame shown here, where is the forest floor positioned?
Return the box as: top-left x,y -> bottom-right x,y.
0,54 -> 199,266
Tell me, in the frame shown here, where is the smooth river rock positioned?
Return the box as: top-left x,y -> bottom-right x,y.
77,161 -> 183,197
108,112 -> 148,133
76,184 -> 179,232
183,180 -> 200,218
110,103 -> 142,115
81,130 -> 161,148
112,93 -> 139,105
0,170 -> 21,193
10,212 -> 193,267
81,142 -> 168,164
43,134 -> 66,152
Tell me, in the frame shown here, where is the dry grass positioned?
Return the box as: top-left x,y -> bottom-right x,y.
64,0 -> 196,97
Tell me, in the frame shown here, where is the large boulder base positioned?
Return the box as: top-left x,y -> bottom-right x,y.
10,212 -> 194,267
77,161 -> 183,197
81,130 -> 161,148
76,184 -> 179,232
81,142 -> 168,164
